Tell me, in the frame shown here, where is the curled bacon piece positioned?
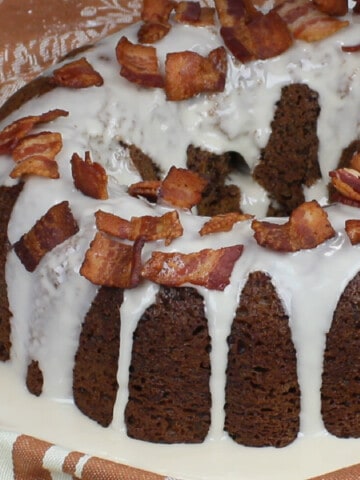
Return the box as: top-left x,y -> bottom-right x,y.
51,57 -> 104,88
252,200 -> 335,252
345,219 -> 360,245
174,2 -> 216,25
141,244 -> 244,290
342,43 -> 360,53
313,0 -> 348,15
116,36 -> 164,88
159,166 -> 208,209
215,0 -> 292,62
330,168 -> 360,203
71,151 -> 108,200
95,209 -> 183,245
128,180 -> 161,202
138,22 -> 171,44
10,131 -> 62,179
0,109 -> 68,155
275,0 -> 349,42
80,232 -> 144,288
141,0 -> 176,23
14,201 -> 79,272
165,47 -> 227,101
200,212 -> 253,236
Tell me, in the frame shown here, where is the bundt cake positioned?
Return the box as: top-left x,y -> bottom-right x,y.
1,0 -> 360,478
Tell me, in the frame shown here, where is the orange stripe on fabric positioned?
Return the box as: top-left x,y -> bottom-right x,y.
12,434 -> 52,480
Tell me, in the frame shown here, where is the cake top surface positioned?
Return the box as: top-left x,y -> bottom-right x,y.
1,0 -> 360,479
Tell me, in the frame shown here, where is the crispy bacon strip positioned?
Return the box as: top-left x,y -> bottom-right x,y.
312,0 -> 348,15
276,0 -> 349,42
330,168 -> 360,203
200,212 -> 253,236
252,200 -> 335,252
342,43 -> 360,53
13,201 -> 79,272
165,47 -> 227,101
128,180 -> 161,202
71,151 -> 108,200
51,57 -> 104,88
174,2 -> 216,25
215,0 -> 292,62
116,36 -> 164,88
137,22 -> 171,44
10,155 -> 59,179
80,232 -> 144,288
141,244 -> 243,290
345,219 -> 360,245
159,166 -> 208,209
141,0 -> 176,23
0,109 -> 68,155
95,210 -> 183,245
12,132 -> 62,163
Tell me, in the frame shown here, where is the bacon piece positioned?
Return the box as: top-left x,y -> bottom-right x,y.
350,152 -> 360,171
137,22 -> 171,44
71,151 -> 108,200
141,244 -> 244,290
116,36 -> 164,88
276,0 -> 349,42
342,43 -> 360,53
330,168 -> 360,203
141,0 -> 176,23
80,232 -> 144,288
331,191 -> 360,208
174,2 -> 216,25
13,201 -> 79,272
12,132 -> 62,163
215,0 -> 292,62
95,210 -> 183,245
51,57 -> 103,88
200,212 -> 253,236
128,180 -> 161,202
313,0 -> 348,16
345,219 -> 360,245
252,200 -> 335,252
165,47 -> 227,101
0,109 -> 68,155
10,155 -> 59,179
159,166 -> 208,209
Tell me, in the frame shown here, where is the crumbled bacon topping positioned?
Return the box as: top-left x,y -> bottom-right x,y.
138,22 -> 171,44
51,57 -> 104,88
80,232 -> 144,288
330,168 -> 360,204
0,109 -> 68,155
345,219 -> 360,245
95,209 -> 183,245
174,2 -> 216,26
342,43 -> 360,52
141,0 -> 176,23
159,166 -> 208,209
71,151 -> 108,200
200,212 -> 254,236
10,156 -> 60,179
128,180 -> 162,202
116,37 -> 164,88
252,200 -> 336,251
313,0 -> 348,16
276,0 -> 349,42
141,244 -> 244,290
14,201 -> 79,272
165,47 -> 227,100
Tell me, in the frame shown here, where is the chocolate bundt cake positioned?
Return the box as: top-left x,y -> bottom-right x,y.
1,0 -> 360,478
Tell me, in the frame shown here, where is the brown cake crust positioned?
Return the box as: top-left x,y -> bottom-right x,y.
225,271 -> 300,447
125,286 -> 211,443
0,183 -> 24,361
73,286 -> 123,427
186,145 -> 241,216
253,84 -> 321,217
321,271 -> 360,437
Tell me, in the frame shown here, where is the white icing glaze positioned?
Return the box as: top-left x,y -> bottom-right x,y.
1,8 -> 360,479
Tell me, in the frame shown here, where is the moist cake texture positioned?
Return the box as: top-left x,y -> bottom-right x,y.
0,2 -> 360,479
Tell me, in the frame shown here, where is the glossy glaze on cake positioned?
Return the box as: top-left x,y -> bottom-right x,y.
0,4 -> 360,479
